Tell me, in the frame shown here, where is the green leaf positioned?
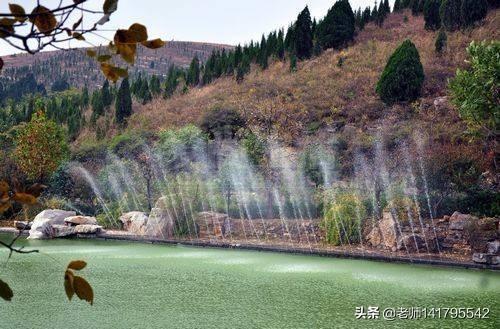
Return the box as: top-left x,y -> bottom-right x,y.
103,0 -> 118,15
73,275 -> 94,305
0,279 -> 13,301
67,260 -> 87,270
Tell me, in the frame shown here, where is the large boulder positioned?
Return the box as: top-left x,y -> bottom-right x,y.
64,216 -> 97,226
28,209 -> 76,239
195,212 -> 230,239
397,233 -> 434,253
449,212 -> 477,230
52,225 -> 76,238
74,225 -> 103,235
119,211 -> 148,235
366,211 -> 400,250
146,207 -> 174,238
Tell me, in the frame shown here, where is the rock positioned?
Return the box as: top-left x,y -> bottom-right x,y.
14,221 -> 31,230
119,212 -> 148,235
51,225 -> 75,238
397,234 -> 432,253
195,212 -> 230,238
74,225 -> 103,234
472,253 -> 498,265
64,216 -> 98,226
366,211 -> 400,249
487,240 -> 500,255
146,208 -> 174,238
433,96 -> 448,110
28,209 -> 76,239
477,218 -> 498,231
449,212 -> 477,231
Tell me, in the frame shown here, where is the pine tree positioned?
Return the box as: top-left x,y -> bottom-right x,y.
277,29 -> 285,60
150,74 -> 161,96
394,0 -> 402,11
186,56 -> 201,86
294,6 -> 314,59
258,34 -> 269,69
91,90 -> 104,123
81,85 -> 89,108
164,65 -> 180,99
435,29 -> 447,53
115,78 -> 132,126
101,80 -> 112,108
440,0 -> 462,31
461,0 -> 488,27
376,39 -> 425,104
424,0 -> 442,30
317,0 -> 355,50
290,53 -> 298,72
384,0 -> 391,14
284,24 -> 296,52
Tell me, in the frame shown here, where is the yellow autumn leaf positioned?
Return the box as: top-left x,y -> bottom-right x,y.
86,49 -> 97,58
11,192 -> 37,205
141,39 -> 165,49
129,23 -> 148,42
73,275 -> 94,305
67,260 -> 87,271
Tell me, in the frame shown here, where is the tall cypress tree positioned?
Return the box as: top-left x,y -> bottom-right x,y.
394,0 -> 402,11
150,74 -> 161,96
317,0 -> 355,50
115,78 -> 132,126
440,0 -> 462,31
424,0 -> 442,30
294,6 -> 314,59
187,56 -> 200,86
101,80 -> 112,108
461,0 -> 488,27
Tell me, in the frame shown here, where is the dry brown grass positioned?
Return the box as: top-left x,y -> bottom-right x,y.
92,9 -> 499,146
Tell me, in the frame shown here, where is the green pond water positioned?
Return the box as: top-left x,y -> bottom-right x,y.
0,234 -> 499,329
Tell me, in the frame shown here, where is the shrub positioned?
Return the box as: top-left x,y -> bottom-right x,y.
449,41 -> 499,137
241,132 -> 267,167
13,111 -> 68,182
461,0 -> 488,27
435,29 -> 447,53
321,191 -> 366,245
200,108 -> 246,139
108,132 -> 146,158
376,40 -> 425,104
385,195 -> 421,223
423,0 -> 442,30
440,0 -> 462,31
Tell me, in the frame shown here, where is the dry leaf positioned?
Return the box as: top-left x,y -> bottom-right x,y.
67,260 -> 87,271
129,23 -> 148,42
64,270 -> 74,301
30,6 -> 57,36
73,276 -> 94,305
0,279 -> 13,301
141,39 -> 165,49
9,4 -> 27,23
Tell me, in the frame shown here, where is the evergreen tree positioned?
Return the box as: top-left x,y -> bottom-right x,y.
411,0 -> 425,15
384,0 -> 391,14
461,0 -> 488,27
424,0 -> 442,30
115,78 -> 132,126
186,56 -> 201,86
317,0 -> 355,50
440,0 -> 462,31
150,75 -> 161,96
277,29 -> 285,60
81,85 -> 89,108
101,80 -> 112,108
258,34 -> 269,69
91,90 -> 104,123
394,0 -> 402,11
290,53 -> 298,72
164,65 -> 180,99
376,39 -> 425,104
435,29 -> 447,53
284,24 -> 296,52
294,6 -> 314,59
